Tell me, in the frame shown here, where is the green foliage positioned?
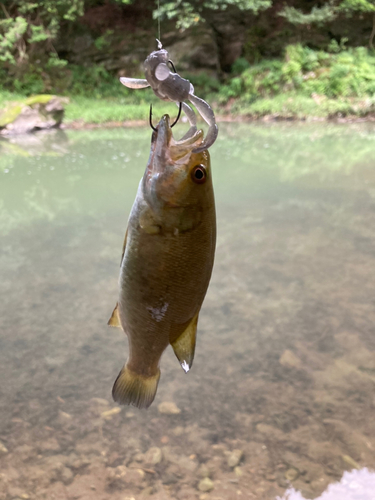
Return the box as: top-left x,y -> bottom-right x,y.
219,44 -> 375,107
279,4 -> 337,25
184,71 -> 220,97
279,0 -> 375,30
0,16 -> 27,63
0,0 -> 84,83
67,65 -> 132,99
231,57 -> 250,74
64,97 -> 177,123
339,0 -> 375,14
155,0 -> 272,30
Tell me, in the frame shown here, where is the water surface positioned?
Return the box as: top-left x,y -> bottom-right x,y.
0,122 -> 375,500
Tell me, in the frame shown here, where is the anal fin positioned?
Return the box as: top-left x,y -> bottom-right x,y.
171,312 -> 199,373
108,303 -> 121,328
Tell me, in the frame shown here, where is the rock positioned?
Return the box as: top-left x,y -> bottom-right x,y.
141,486 -> 155,495
143,447 -> 162,465
0,95 -> 68,135
279,349 -> 302,369
198,464 -> 210,478
158,401 -> 181,415
0,441 -> 8,454
234,466 -> 243,477
39,438 -> 60,452
172,426 -> 185,436
198,477 -> 214,492
100,407 -> 121,420
90,398 -> 110,406
61,467 -> 74,484
176,455 -> 198,473
285,467 -> 299,481
58,411 -> 72,423
227,449 -> 243,468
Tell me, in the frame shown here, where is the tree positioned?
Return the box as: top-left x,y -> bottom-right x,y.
0,0 -> 84,83
279,0 -> 375,48
154,0 -> 272,71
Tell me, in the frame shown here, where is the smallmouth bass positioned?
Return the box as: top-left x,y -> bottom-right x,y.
108,114 -> 216,409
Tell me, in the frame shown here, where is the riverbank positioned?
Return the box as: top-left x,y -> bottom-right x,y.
2,90 -> 375,131
3,42 -> 375,128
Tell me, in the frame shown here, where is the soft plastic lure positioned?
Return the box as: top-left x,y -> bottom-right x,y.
120,43 -> 218,153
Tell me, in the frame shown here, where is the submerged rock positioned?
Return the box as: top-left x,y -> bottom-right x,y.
144,447 -> 162,465
158,401 -> 181,415
227,449 -> 243,468
0,440 -> 8,454
198,477 -> 214,492
0,95 -> 68,135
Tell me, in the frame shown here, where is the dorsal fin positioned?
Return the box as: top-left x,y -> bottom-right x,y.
108,303 -> 121,328
170,312 -> 199,373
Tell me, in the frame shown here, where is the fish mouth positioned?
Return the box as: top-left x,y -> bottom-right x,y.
143,114 -> 205,209
153,114 -> 173,164
153,114 -> 204,165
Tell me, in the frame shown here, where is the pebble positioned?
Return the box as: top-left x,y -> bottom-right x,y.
100,407 -> 121,420
198,464 -> 210,478
58,411 -> 72,422
144,447 -> 162,465
227,449 -> 243,468
285,467 -> 299,481
39,438 -> 60,452
279,349 -> 302,369
142,486 -> 155,495
172,426 -> 185,436
90,398 -> 110,406
234,466 -> 243,477
0,441 -> 8,454
61,467 -> 74,484
158,401 -> 181,415
198,477 -> 214,492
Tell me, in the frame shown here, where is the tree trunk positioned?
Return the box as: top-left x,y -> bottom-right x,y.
202,6 -> 248,73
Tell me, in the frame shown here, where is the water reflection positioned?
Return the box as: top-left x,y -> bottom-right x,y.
0,123 -> 374,500
279,468 -> 375,499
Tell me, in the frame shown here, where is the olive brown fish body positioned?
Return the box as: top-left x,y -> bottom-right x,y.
109,115 -> 216,409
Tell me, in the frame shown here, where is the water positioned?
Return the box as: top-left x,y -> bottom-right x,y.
0,122 -> 375,500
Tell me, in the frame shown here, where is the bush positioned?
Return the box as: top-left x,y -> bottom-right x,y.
219,44 -> 375,105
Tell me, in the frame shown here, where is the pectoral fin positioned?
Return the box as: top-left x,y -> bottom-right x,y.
108,303 -> 121,328
171,313 -> 199,373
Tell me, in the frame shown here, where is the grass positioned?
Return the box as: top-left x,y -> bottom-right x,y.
229,92 -> 375,119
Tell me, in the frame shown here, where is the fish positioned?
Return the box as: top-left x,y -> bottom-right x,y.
108,114 -> 216,409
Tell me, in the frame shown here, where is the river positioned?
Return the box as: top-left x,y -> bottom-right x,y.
0,122 -> 374,500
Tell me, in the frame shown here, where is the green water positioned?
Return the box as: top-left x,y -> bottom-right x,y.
0,123 -> 375,500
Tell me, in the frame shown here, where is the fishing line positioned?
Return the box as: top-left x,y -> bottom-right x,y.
157,0 -> 161,45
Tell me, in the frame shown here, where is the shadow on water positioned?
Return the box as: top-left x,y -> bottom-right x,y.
0,123 -> 375,500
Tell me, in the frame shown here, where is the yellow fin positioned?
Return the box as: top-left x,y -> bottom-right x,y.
171,313 -> 199,373
112,365 -> 161,409
108,303 -> 121,328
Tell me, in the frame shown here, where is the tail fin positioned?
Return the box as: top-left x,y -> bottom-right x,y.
112,365 -> 160,409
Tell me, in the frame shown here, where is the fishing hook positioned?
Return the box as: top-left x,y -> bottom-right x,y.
149,102 -> 182,131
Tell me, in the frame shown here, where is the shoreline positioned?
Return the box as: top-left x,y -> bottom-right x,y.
61,112 -> 375,130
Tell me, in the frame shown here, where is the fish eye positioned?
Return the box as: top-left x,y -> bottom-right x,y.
191,165 -> 207,184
